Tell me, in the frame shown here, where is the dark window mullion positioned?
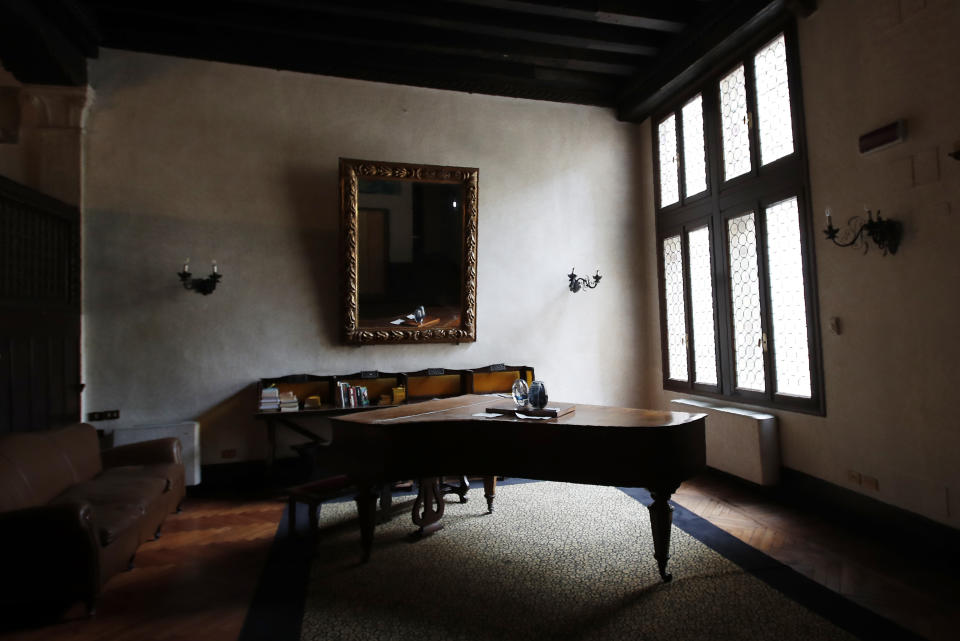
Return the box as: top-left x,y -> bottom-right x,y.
717,211 -> 738,396
653,116 -> 664,213
680,226 -> 695,388
703,83 -> 733,395
676,112 -> 688,204
743,51 -> 762,180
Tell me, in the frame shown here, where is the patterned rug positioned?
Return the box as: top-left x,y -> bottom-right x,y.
240,480 -> 924,641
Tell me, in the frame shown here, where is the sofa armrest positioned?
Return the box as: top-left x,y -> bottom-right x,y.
0,502 -> 100,605
102,437 -> 183,468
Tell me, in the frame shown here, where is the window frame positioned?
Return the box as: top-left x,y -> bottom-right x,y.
653,21 -> 825,416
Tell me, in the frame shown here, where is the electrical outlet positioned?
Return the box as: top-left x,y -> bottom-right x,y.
846,469 -> 862,485
88,410 -> 120,421
862,475 -> 880,491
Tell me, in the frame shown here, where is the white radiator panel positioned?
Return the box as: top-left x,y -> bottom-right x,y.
671,399 -> 779,485
113,421 -> 201,486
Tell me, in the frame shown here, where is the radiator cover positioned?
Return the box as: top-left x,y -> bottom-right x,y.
671,399 -> 779,485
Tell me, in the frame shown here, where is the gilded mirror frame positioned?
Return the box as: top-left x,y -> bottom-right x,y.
339,157 -> 478,345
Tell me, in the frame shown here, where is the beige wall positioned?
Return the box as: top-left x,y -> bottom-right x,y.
81,49 -> 648,466
642,0 -> 960,527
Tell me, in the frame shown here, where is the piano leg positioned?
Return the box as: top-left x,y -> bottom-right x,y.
482,475 -> 497,513
355,485 -> 380,563
647,485 -> 679,583
412,477 -> 445,535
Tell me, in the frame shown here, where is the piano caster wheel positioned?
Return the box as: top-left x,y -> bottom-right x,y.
459,495 -> 468,504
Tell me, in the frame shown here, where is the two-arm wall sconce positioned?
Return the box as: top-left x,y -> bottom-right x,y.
823,208 -> 902,256
178,259 -> 221,295
568,267 -> 601,293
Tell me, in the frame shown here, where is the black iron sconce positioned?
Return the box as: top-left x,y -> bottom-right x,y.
178,259 -> 221,295
823,208 -> 902,256
568,267 -> 601,293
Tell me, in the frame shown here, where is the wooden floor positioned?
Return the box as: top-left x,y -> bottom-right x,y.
3,472 -> 957,641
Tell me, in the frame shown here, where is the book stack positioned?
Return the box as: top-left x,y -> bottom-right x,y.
279,390 -> 299,412
259,386 -> 280,411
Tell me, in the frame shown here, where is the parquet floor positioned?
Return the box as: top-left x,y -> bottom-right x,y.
2,472 -> 957,641
673,472 -> 960,641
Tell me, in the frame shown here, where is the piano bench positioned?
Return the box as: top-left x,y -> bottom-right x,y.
286,474 -> 356,535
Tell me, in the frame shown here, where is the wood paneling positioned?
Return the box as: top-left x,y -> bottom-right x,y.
0,174 -> 81,434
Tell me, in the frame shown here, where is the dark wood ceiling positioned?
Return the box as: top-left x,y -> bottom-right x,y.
0,0 -> 813,122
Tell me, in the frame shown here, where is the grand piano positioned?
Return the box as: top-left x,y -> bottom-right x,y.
328,394 -> 707,582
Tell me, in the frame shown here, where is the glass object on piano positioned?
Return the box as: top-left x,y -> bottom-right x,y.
413,305 -> 426,325
528,380 -> 548,409
511,378 -> 529,408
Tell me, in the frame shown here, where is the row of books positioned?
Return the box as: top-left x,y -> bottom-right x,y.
336,382 -> 370,408
260,386 -> 299,412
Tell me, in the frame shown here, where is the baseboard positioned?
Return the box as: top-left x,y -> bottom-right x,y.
774,467 -> 960,565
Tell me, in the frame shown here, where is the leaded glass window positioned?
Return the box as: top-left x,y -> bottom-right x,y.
682,95 -> 707,198
719,65 -> 751,181
688,225 -> 717,385
654,27 -> 822,414
765,197 -> 811,397
755,34 -> 794,166
727,213 -> 765,393
658,115 -> 679,208
663,234 -> 687,381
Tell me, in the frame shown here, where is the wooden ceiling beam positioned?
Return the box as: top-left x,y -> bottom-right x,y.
94,13 -> 619,106
155,0 -> 673,55
92,3 -> 647,76
616,0 -> 790,122
445,0 -> 701,32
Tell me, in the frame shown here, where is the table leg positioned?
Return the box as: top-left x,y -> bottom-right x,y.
355,485 -> 379,562
412,477 -> 445,535
482,475 -> 497,513
266,420 -> 277,476
647,487 -> 678,582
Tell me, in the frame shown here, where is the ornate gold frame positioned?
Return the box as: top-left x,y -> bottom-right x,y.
339,158 -> 478,345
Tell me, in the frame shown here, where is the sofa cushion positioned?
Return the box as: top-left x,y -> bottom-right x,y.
92,503 -> 144,546
0,431 -> 77,510
103,464 -> 185,493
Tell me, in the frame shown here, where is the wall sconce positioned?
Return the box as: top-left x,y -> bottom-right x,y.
823,207 -> 902,256
568,267 -> 601,292
178,259 -> 221,295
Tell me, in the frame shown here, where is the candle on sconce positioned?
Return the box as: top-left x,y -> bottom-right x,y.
212,260 -> 218,274
182,258 -> 190,274
825,207 -> 832,224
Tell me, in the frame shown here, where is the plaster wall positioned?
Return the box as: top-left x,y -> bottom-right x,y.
81,50 -> 648,465
642,0 -> 960,527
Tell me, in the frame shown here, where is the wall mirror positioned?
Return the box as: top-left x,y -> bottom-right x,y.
339,158 -> 478,344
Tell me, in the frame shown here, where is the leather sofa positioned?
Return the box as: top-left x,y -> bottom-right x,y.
0,423 -> 186,615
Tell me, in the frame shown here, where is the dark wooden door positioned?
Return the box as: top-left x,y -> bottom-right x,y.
0,174 -> 81,433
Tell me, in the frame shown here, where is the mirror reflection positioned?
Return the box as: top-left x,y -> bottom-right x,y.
357,180 -> 464,327
340,158 -> 478,345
